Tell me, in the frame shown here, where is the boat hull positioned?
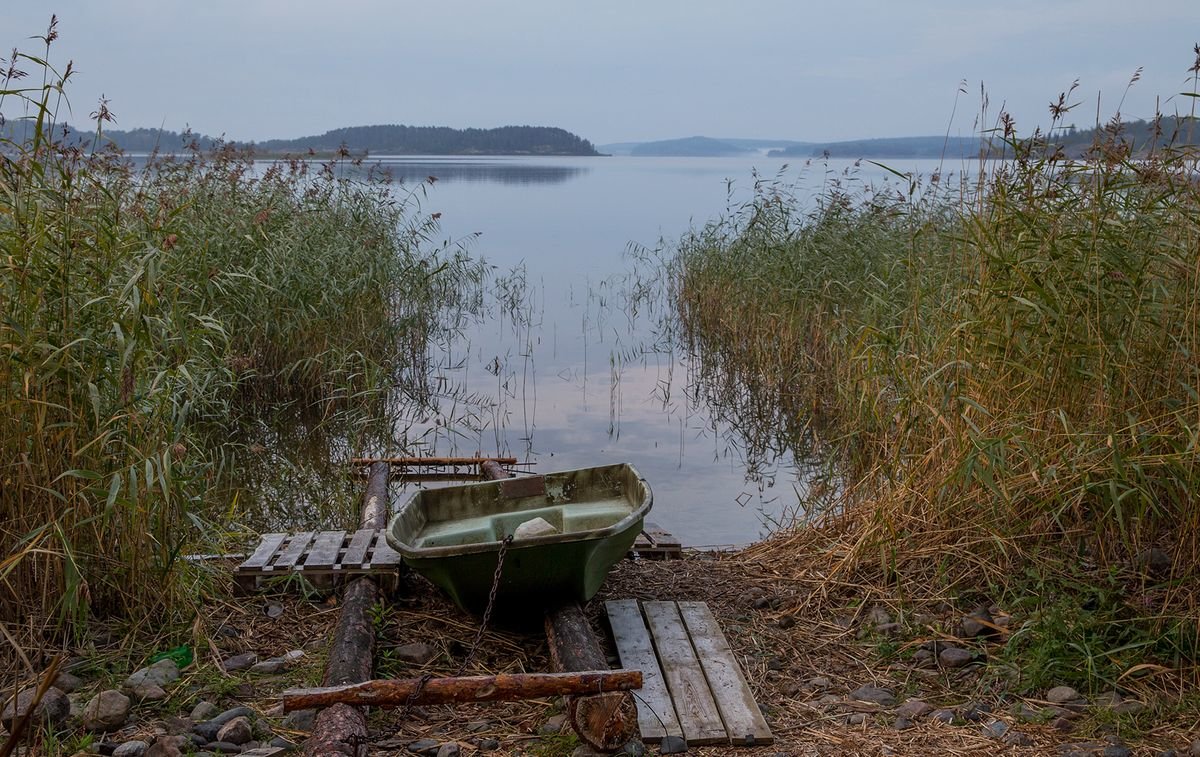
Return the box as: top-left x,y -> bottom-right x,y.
386,463 -> 652,614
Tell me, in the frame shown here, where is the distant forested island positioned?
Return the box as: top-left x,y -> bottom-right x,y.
0,122 -> 600,156
253,125 -> 599,156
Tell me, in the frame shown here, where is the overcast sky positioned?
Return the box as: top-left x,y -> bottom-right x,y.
5,1 -> 1199,145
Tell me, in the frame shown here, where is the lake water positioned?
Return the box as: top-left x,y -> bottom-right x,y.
374,154 -> 970,546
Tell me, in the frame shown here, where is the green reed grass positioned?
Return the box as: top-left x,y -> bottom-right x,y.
1,24 -> 480,636
671,67 -> 1200,683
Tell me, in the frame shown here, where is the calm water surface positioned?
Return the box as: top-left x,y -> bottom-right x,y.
378,154 -> 969,546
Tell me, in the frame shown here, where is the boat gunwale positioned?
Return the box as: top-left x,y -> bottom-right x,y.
386,463 -> 653,561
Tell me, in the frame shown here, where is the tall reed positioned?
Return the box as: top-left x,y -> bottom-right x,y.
671,62 -> 1200,675
1,22 -> 480,639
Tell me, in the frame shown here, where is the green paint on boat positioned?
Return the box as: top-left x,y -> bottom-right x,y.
385,463 -> 652,613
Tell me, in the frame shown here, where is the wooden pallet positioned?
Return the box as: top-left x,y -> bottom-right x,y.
234,529 -> 402,593
605,599 -> 773,748
631,522 -> 682,560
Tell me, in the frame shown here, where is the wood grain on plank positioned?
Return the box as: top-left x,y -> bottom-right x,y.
605,600 -> 683,742
678,601 -> 773,745
642,601 -> 727,745
304,530 -> 347,570
273,532 -> 314,570
341,528 -> 375,568
239,533 -> 287,571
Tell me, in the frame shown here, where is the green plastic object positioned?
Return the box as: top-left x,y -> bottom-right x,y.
386,463 -> 651,614
148,645 -> 193,668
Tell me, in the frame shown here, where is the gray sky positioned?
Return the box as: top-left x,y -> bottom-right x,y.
5,1 -> 1199,144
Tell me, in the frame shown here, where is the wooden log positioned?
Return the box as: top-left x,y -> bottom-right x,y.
480,459 -> 510,481
546,602 -> 640,752
284,670 -> 642,711
303,463 -> 389,757
350,456 -> 521,466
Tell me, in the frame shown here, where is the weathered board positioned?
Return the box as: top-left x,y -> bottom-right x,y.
605,600 -> 773,748
642,601 -> 728,745
604,599 -> 684,743
678,601 -> 774,745
631,521 -> 683,560
234,529 -> 402,592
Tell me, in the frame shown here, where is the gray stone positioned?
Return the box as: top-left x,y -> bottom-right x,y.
191,701 -> 219,722
539,713 -> 568,734
217,716 -> 253,745
476,738 -> 500,752
1004,730 -> 1035,747
807,676 -> 831,689
1110,699 -> 1146,716
1102,747 -> 1132,757
114,741 -> 150,757
268,737 -> 293,749
53,672 -> 83,694
145,737 -> 184,757
394,642 -> 438,666
264,602 -> 284,619
850,685 -> 895,706
193,707 -> 253,742
961,606 -> 997,638
930,708 -> 955,723
436,745 -> 461,757
281,650 -> 304,665
281,708 -> 316,733
1191,741 -> 1200,757
1052,716 -> 1075,733
248,658 -> 286,675
959,702 -> 991,722
866,606 -> 892,626
777,615 -> 797,630
1,685 -> 70,730
895,699 -> 933,719
938,647 -> 975,668
892,716 -> 913,730
240,750 -> 284,757
983,720 -> 1009,740
407,739 -> 440,755
465,720 -> 490,732
1046,685 -> 1081,704
124,659 -> 180,699
204,743 -> 243,754
221,653 -> 257,672
620,739 -> 646,756
82,690 -> 132,732
1156,750 -> 1179,757
846,713 -> 866,725
875,622 -> 901,635
164,716 -> 193,735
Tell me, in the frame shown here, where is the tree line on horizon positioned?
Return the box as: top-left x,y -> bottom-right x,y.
0,120 -> 599,156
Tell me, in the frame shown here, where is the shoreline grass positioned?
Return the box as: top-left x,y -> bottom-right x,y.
1,24 -> 481,644
669,62 -> 1200,690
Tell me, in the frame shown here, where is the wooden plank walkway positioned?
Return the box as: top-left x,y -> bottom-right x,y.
631,521 -> 683,560
235,522 -> 683,595
605,599 -> 773,747
234,529 -> 402,592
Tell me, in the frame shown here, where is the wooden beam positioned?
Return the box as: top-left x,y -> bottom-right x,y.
545,602 -> 640,752
349,456 -> 521,466
302,462 -> 390,756
284,670 -> 641,711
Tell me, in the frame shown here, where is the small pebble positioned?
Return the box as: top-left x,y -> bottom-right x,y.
1046,685 -> 1081,704
113,741 -> 149,757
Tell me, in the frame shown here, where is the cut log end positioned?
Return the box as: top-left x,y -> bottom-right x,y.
569,691 -> 639,752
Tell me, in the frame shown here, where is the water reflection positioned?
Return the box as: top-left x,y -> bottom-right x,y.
366,157 -> 590,186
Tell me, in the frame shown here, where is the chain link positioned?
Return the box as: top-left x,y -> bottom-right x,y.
396,533 -> 514,724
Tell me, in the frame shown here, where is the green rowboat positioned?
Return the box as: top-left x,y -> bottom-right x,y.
385,463 -> 651,614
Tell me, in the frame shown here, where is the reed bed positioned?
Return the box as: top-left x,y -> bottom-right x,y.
670,68 -> 1200,687
0,24 -> 481,647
